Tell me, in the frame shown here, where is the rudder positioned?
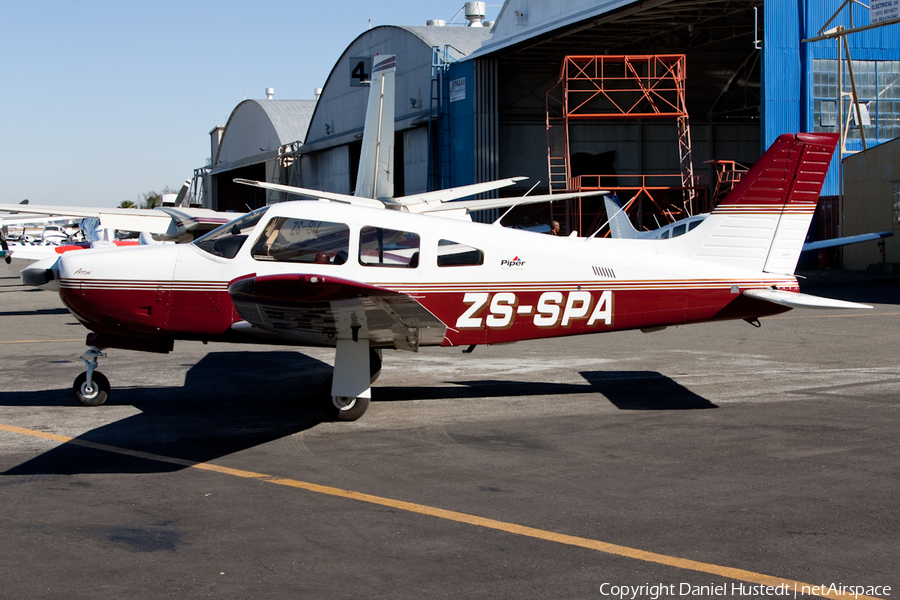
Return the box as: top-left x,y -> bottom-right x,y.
688,133 -> 838,274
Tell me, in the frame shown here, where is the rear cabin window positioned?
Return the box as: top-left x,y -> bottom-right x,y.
359,226 -> 420,268
250,218 -> 349,264
437,239 -> 484,267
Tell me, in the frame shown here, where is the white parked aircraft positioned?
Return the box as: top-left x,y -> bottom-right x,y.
0,215 -> 173,263
21,55 -> 866,421
0,180 -> 234,245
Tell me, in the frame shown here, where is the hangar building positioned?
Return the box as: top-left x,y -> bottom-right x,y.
199,0 -> 899,259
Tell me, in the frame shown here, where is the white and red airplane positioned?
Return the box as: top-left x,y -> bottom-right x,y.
20,55 -> 867,421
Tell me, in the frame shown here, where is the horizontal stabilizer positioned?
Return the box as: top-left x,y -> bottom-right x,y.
802,231 -> 893,252
743,289 -> 872,310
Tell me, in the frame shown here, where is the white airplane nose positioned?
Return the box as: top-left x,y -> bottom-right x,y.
20,256 -> 61,291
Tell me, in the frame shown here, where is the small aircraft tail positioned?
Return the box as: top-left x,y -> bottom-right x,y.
354,54 -> 396,201
603,195 -> 639,239
174,180 -> 191,207
687,132 -> 839,275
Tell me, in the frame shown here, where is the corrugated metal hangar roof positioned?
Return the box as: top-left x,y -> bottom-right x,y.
301,25 -> 492,155
213,99 -> 317,174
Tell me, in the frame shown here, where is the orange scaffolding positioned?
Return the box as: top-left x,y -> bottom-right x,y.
546,54 -> 706,235
704,159 -> 750,205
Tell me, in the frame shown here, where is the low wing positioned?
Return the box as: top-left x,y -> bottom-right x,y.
235,178 -> 528,211
0,214 -> 75,227
233,180 -> 387,209
0,203 -> 236,240
393,178 -> 526,209
234,177 -> 606,217
0,203 -> 174,234
743,289 -> 872,309
228,273 -> 447,351
416,189 -> 611,216
0,244 -> 60,262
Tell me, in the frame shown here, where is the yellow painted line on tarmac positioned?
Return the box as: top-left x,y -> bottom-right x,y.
0,421 -> 885,600
0,339 -> 83,344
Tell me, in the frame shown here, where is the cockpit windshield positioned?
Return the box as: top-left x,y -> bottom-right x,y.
193,207 -> 269,259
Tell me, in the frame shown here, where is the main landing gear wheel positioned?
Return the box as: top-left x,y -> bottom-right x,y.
320,374 -> 371,421
73,371 -> 110,406
329,395 -> 370,422
321,349 -> 381,422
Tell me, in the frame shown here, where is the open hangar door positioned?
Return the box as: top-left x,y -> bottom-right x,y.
213,163 -> 267,213
489,1 -> 763,231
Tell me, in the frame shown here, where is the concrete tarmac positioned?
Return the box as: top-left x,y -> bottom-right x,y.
0,258 -> 897,599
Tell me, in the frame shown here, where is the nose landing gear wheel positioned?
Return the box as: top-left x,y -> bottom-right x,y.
73,371 -> 110,406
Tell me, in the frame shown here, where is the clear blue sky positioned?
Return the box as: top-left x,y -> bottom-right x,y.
0,1 -> 501,207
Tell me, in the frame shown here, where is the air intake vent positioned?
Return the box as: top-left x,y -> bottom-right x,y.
102,316 -> 130,331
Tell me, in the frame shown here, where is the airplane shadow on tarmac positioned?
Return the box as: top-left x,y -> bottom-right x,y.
2,354 -> 714,477
0,307 -> 71,316
375,371 -> 715,411
0,287 -> 47,295
2,351 -> 334,476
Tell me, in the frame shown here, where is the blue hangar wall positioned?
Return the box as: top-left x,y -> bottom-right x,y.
763,0 -> 900,196
448,61 -> 477,190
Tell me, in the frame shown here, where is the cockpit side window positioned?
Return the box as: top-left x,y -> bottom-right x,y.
672,223 -> 687,238
359,226 -> 420,268
250,218 -> 349,264
193,207 -> 269,259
